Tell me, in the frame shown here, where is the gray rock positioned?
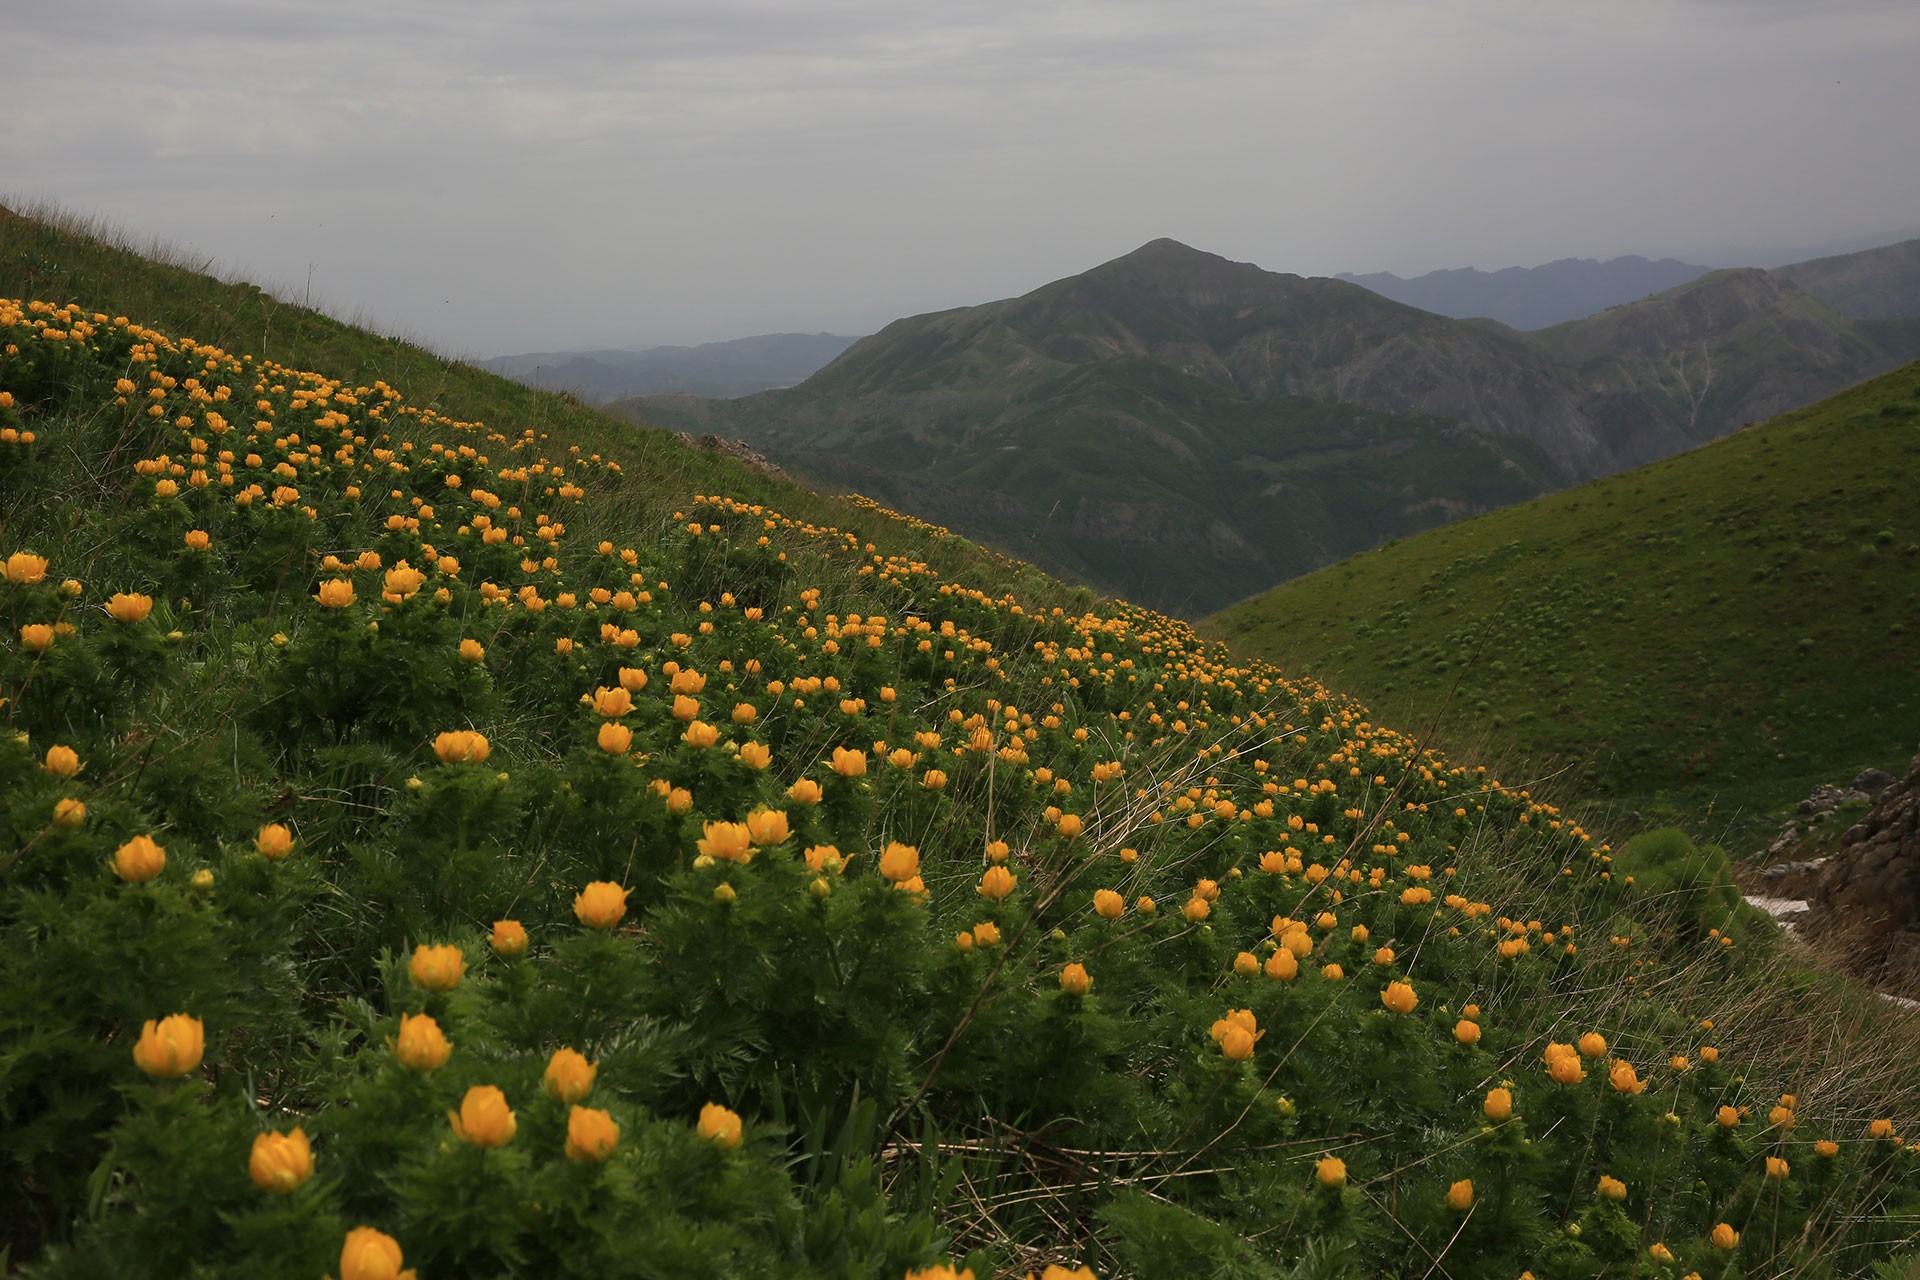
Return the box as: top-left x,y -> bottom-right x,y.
1857,768 -> 1897,795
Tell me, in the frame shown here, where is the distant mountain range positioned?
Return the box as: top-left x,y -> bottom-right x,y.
479,332 -> 861,402
611,237 -> 1920,615
1337,256 -> 1714,329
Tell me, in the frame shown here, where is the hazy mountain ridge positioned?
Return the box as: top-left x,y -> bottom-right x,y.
614,237 -> 1920,616
1338,254 -> 1713,329
479,331 -> 860,402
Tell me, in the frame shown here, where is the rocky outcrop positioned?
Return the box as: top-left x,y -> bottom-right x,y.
1804,752 -> 1920,977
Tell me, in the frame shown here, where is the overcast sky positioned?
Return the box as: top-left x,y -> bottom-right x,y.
8,1 -> 1919,356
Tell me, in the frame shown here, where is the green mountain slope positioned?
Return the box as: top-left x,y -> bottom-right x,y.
9,204 -> 1920,1279
1775,238 -> 1920,321
1208,362 -> 1920,832
617,240 -> 1920,619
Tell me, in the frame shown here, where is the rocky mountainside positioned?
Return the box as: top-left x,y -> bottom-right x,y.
613,239 -> 1920,614
1775,237 -> 1920,321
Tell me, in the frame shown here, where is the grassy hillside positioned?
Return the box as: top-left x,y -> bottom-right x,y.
7,209 -> 1920,1279
1209,363 -> 1920,837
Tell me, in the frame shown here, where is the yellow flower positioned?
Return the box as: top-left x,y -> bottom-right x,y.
830,746 -> 868,777
3,551 -> 49,583
338,1226 -> 413,1280
1316,1156 -> 1347,1188
1609,1059 -> 1644,1094
804,844 -> 845,874
670,694 -> 700,721
1649,1242 -> 1674,1263
1381,980 -> 1417,1015
575,880 -> 629,929
617,666 -> 649,691
971,922 -> 1001,947
1454,1019 -> 1481,1046
448,1084 -> 516,1148
682,720 -> 719,748
103,592 -> 154,622
597,721 -> 633,754
745,808 -> 790,846
1483,1087 -> 1513,1121
1711,1222 -> 1739,1250
1056,812 -> 1083,838
1093,889 -> 1124,919
565,1105 -> 620,1162
44,744 -> 81,777
491,920 -> 528,957
698,1101 -> 743,1149
592,685 -> 633,717
1765,1155 -> 1790,1179
905,1267 -> 976,1280
1871,1118 -> 1897,1140
1578,1032 -> 1608,1058
393,1012 -> 451,1070
543,1047 -> 597,1103
432,730 -> 490,763
1060,963 -> 1091,996
53,797 -> 88,828
1321,963 -> 1345,981
1182,896 -> 1210,922
1815,1139 -> 1839,1157
979,866 -> 1017,900
20,623 -> 56,652
698,821 -> 754,863
1544,1043 -> 1584,1085
1233,951 -> 1260,976
731,701 -> 758,724
382,566 -> 425,600
879,841 -> 920,883
113,834 -> 167,883
458,638 -> 485,662
249,1128 -> 314,1193
132,1012 -> 205,1077
1597,1174 -> 1627,1201
409,943 -> 464,991
1718,1105 -> 1741,1128
786,778 -> 823,806
315,578 -> 356,608
1446,1179 -> 1473,1211
254,823 -> 294,860
737,740 -> 771,769
1265,949 -> 1298,980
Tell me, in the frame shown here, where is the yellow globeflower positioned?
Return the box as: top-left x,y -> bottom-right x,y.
879,842 -> 920,883
978,866 -> 1017,901
104,592 -> 154,622
1454,1019 -> 1481,1046
597,721 -> 633,754
565,1105 -> 620,1162
698,1102 -> 743,1149
393,1012 -> 452,1070
787,778 -> 823,806
1711,1222 -> 1739,1250
574,880 -> 629,929
254,823 -> 294,860
1483,1088 -> 1513,1122
698,821 -> 754,863
1056,812 -> 1083,838
338,1226 -> 412,1280
1608,1059 -> 1644,1095
113,834 -> 167,883
1059,963 -> 1091,996
44,744 -> 82,777
592,685 -> 633,717
432,730 -> 490,764
249,1128 -> 314,1193
315,578 -> 356,608
1093,889 -> 1124,919
1380,980 -> 1418,1015
20,623 -> 56,652
448,1084 -> 516,1148
1446,1179 -> 1473,1210
1316,1156 -> 1347,1188
3,551 -> 49,583
1578,1032 -> 1608,1059
490,920 -> 528,957
53,798 -> 88,828
1597,1175 -> 1627,1201
737,741 -> 771,769
682,720 -> 719,748
133,1013 -> 205,1077
543,1047 -> 597,1103
670,694 -> 700,721
745,808 -> 790,846
829,746 -> 868,777
409,944 -> 464,991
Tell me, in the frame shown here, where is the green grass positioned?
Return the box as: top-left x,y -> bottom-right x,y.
1207,364 -> 1920,841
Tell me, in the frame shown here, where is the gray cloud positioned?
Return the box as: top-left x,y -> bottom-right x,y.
7,1 -> 1917,355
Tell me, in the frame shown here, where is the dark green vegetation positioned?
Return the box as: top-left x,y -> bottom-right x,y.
618,239 -> 1920,619
1209,362 -> 1920,838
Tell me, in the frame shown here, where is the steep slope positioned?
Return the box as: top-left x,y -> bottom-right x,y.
11,210 -> 1920,1280
1339,255 -> 1713,329
618,240 -> 1920,618
1208,361 -> 1920,831
1774,237 -> 1920,321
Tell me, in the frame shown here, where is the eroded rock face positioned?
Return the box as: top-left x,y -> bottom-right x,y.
1806,752 -> 1920,975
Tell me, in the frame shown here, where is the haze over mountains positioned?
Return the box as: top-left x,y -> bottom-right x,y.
480,332 -> 860,402
615,236 -> 1920,616
1337,256 -> 1714,329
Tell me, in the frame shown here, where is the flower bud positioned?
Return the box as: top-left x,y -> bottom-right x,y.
249,1128 -> 314,1193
